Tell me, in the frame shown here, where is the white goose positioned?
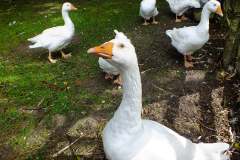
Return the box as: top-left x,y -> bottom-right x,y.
166,0 -> 201,22
98,57 -> 121,84
98,30 -> 129,85
140,0 -> 159,25
28,2 -> 77,63
88,31 -> 230,160
166,0 -> 223,68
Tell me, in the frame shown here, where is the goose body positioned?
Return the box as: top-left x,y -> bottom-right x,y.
166,25 -> 209,55
140,0 -> 159,25
88,30 -> 229,160
166,0 -> 223,67
29,26 -> 73,52
28,2 -> 77,63
104,120 -> 229,160
98,57 -> 122,85
98,58 -> 120,76
166,0 -> 200,22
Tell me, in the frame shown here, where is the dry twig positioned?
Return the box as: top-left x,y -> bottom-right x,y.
52,137 -> 81,158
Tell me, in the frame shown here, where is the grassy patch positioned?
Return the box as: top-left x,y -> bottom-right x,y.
0,0 -> 140,149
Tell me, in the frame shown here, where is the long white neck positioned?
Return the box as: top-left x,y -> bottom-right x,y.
62,10 -> 74,31
110,61 -> 142,133
197,5 -> 211,32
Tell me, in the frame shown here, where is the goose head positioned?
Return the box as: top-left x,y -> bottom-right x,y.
206,0 -> 223,16
88,30 -> 137,70
62,2 -> 77,12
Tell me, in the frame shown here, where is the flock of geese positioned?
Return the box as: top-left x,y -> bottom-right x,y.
27,0 -> 231,160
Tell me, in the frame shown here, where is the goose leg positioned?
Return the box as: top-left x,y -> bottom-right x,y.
187,54 -> 205,64
142,19 -> 149,25
181,15 -> 188,21
175,14 -> 182,22
152,16 -> 158,24
105,73 -> 114,80
48,51 -> 57,63
184,55 -> 193,68
113,75 -> 122,86
61,50 -> 72,59
187,55 -> 193,61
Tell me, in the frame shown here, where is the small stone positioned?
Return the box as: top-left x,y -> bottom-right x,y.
67,117 -> 98,137
207,58 -> 213,64
25,127 -> 50,149
81,111 -> 87,115
52,114 -> 66,128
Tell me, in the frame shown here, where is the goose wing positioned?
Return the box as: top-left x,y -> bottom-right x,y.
99,58 -> 120,75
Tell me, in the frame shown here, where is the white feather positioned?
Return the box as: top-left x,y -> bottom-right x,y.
166,0 -> 200,16
98,58 -> 120,75
140,0 -> 159,20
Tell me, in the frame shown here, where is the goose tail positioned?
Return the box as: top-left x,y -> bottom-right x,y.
28,35 -> 43,48
28,34 -> 42,43
28,37 -> 39,43
166,30 -> 173,38
28,37 -> 34,42
29,43 -> 42,49
198,143 -> 230,160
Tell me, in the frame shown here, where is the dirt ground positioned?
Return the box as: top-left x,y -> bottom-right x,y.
1,4 -> 240,160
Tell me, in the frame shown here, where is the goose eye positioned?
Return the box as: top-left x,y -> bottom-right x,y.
213,4 -> 217,7
119,44 -> 125,48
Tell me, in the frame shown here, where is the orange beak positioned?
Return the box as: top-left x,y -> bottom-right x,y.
70,4 -> 78,11
87,42 -> 113,59
215,5 -> 223,17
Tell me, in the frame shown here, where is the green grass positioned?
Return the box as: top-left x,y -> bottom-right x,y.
0,0 -> 141,148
